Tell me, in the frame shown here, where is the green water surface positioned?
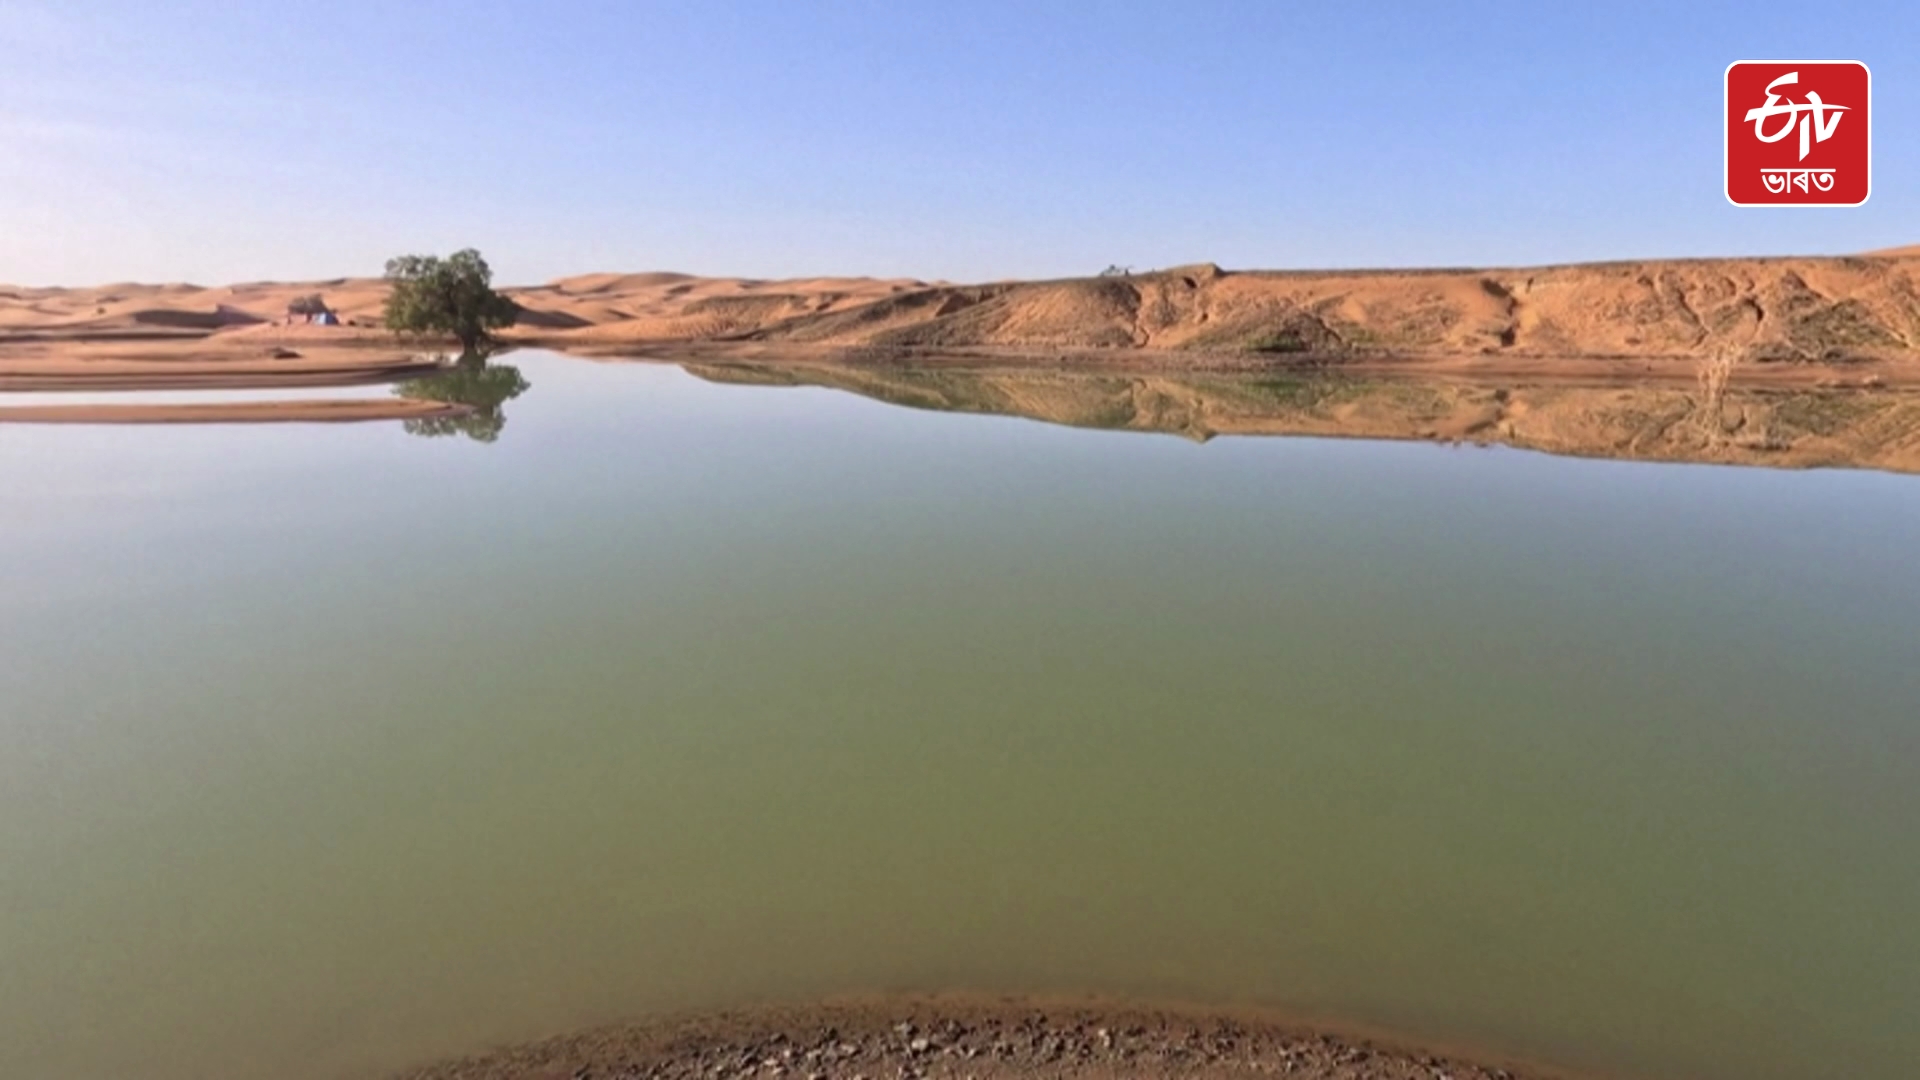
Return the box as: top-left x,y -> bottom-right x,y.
1,353 -> 1916,1080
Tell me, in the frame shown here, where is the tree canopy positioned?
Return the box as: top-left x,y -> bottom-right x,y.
383,249 -> 520,352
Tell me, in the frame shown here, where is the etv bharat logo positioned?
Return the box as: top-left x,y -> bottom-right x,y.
1726,60 -> 1870,206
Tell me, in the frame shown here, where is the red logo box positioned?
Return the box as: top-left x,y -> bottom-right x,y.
1725,60 -> 1870,206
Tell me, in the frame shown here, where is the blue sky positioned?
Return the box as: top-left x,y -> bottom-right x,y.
1,0 -> 1913,285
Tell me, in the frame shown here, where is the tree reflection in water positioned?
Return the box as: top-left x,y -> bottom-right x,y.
393,350 -> 531,443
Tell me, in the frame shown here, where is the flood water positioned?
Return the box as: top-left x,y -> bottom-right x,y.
2,351 -> 1917,1080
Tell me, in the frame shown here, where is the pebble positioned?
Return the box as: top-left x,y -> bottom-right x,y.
397,1003 -> 1551,1080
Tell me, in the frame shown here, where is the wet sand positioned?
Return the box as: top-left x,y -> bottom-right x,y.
392,998 -> 1572,1080
0,351 -> 458,425
0,398 -> 466,424
0,353 -> 443,391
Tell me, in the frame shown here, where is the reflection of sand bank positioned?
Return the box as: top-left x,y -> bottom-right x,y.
392,996 -> 1574,1080
684,359 -> 1920,474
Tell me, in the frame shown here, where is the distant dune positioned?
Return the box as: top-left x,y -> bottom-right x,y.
5,251 -> 1920,375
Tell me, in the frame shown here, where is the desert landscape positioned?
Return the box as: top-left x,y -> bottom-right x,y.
9,249 -> 1916,462
14,5 -> 1919,1079
8,252 -> 1920,1080
5,249 -> 1920,381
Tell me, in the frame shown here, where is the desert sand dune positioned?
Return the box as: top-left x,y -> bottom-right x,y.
704,256 -> 1920,363
5,252 -> 1918,382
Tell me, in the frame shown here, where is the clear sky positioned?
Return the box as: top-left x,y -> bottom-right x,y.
2,0 -> 1913,286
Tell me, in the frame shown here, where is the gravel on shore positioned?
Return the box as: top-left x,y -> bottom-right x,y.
392,997 -> 1576,1080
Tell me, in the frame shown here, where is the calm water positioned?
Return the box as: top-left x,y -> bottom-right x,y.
2,352 -> 1917,1080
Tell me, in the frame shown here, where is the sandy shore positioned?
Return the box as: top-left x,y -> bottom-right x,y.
0,398 -> 466,425
0,351 -> 460,425
391,997 -> 1575,1080
0,353 -> 443,391
16,334 -> 1920,391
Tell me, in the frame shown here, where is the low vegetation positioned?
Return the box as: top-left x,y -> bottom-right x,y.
1245,330 -> 1312,354
384,249 -> 520,353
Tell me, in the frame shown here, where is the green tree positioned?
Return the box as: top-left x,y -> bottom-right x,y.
383,249 -> 520,352
394,352 -> 531,443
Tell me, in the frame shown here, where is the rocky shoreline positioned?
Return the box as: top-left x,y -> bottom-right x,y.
392,998 -> 1576,1080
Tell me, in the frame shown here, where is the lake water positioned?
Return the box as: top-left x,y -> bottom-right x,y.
2,351 -> 1917,1080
